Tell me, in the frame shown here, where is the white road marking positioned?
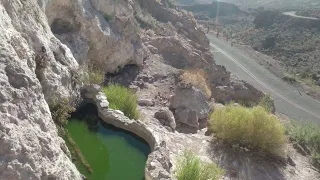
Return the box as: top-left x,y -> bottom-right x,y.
210,43 -> 320,120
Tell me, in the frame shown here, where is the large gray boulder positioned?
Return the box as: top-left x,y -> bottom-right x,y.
170,86 -> 211,131
154,108 -> 176,131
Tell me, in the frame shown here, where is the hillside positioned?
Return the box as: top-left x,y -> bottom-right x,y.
180,1 -> 242,19
222,0 -> 320,9
180,0 -> 320,9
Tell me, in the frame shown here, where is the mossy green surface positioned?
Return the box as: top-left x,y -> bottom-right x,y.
67,118 -> 150,180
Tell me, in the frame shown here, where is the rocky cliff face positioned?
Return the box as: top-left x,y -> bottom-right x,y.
45,0 -> 148,73
0,0 -> 81,179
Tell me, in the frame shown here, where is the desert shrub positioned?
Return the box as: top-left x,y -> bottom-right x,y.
282,75 -> 297,84
209,105 -> 286,156
180,69 -> 211,99
237,100 -> 256,108
288,122 -> 320,163
175,150 -> 224,180
80,66 -> 104,85
103,84 -> 139,120
258,94 -> 274,113
104,13 -> 115,22
49,97 -> 75,127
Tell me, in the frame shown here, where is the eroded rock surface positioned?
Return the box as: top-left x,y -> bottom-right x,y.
154,108 -> 176,131
45,0 -> 148,72
0,0 -> 81,179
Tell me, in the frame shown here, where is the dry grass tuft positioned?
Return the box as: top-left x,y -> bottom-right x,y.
180,69 -> 211,99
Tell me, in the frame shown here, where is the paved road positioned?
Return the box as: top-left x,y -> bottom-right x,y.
283,11 -> 319,20
207,35 -> 320,124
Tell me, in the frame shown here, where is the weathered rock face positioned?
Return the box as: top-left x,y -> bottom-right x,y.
0,0 -> 81,179
138,0 -> 209,48
45,0 -> 148,73
139,0 -> 263,104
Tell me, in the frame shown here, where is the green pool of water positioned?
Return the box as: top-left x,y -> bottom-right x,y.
66,104 -> 150,180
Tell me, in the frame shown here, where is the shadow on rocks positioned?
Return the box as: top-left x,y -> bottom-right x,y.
105,64 -> 140,87
206,139 -> 287,180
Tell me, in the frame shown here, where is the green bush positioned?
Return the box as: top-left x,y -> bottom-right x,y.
288,122 -> 320,162
104,13 -> 115,22
49,97 -> 75,127
175,150 -> 224,180
103,84 -> 139,120
282,75 -> 297,84
209,105 -> 286,156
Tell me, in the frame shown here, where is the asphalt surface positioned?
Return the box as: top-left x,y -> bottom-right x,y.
283,11 -> 319,20
207,35 -> 320,124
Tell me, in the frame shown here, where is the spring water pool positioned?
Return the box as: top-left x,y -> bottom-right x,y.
66,104 -> 150,180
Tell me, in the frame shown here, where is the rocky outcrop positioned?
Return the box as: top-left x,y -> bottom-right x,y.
0,0 -> 81,179
213,75 -> 264,103
170,86 -> 211,132
138,0 -> 209,48
145,142 -> 172,180
45,0 -> 148,73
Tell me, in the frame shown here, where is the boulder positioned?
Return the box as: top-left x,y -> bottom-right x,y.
175,108 -> 198,128
170,86 -> 211,131
154,108 -> 176,130
212,75 -> 264,103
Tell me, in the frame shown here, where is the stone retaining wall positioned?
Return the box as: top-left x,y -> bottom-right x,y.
81,85 -> 172,180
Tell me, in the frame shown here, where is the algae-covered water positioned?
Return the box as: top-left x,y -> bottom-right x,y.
66,104 -> 150,180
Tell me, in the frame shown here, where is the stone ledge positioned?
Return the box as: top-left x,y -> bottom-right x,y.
82,85 -> 171,180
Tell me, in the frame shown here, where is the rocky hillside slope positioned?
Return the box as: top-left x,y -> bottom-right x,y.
235,11 -> 320,86
296,9 -> 320,18
217,0 -> 320,10
180,1 -> 242,20
0,0 -> 265,179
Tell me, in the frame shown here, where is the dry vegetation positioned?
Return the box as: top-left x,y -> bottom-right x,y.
288,122 -> 320,165
180,69 -> 211,99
